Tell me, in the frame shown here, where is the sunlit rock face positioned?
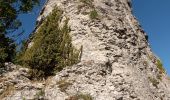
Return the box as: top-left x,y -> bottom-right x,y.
1,0 -> 170,100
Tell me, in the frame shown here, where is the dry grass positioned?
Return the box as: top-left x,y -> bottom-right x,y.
66,93 -> 93,100
0,85 -> 15,99
57,79 -> 72,93
148,77 -> 159,88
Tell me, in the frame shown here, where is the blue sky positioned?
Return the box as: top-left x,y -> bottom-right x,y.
15,0 -> 45,44
16,0 -> 170,75
132,0 -> 170,75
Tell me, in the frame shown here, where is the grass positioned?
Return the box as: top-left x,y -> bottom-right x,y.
57,79 -> 72,93
156,59 -> 166,74
79,0 -> 94,7
66,93 -> 93,100
34,89 -> 45,99
79,0 -> 99,19
148,77 -> 159,88
0,85 -> 15,99
89,10 -> 98,19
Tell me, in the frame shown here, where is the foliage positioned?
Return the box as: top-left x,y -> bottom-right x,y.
156,59 -> 165,74
0,34 -> 15,68
89,10 -> 98,20
67,93 -> 93,100
14,40 -> 28,64
79,0 -> 98,20
0,0 -> 39,68
0,0 -> 39,33
19,7 -> 80,79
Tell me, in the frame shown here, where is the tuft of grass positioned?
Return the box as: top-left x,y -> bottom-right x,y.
156,60 -> 166,74
79,0 -> 94,7
22,97 -> 26,100
89,10 -> 98,20
57,79 -> 72,93
66,93 -> 93,100
157,74 -> 162,80
79,0 -> 99,19
34,89 -> 45,100
148,77 -> 159,88
0,85 -> 15,99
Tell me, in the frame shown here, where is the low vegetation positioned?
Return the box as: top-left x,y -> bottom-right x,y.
156,59 -> 165,74
79,0 -> 98,20
148,77 -> 159,88
57,79 -> 73,93
18,7 -> 80,80
89,10 -> 98,19
0,85 -> 15,99
67,93 -> 93,100
0,34 -> 16,68
79,0 -> 94,7
34,89 -> 45,99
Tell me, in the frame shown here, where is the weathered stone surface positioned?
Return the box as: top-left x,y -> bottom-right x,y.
1,0 -> 170,100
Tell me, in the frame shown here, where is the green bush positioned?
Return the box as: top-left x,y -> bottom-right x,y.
0,34 -> 16,68
89,10 -> 98,20
19,7 -> 80,79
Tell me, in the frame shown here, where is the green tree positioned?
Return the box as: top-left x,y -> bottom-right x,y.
19,7 -> 80,80
0,0 -> 39,67
0,34 -> 15,67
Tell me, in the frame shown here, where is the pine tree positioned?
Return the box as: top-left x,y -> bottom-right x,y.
19,7 -> 80,79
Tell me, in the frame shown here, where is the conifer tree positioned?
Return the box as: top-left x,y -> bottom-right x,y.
20,7 -> 80,79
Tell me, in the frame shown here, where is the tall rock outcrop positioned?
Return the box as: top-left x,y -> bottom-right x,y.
1,0 -> 170,100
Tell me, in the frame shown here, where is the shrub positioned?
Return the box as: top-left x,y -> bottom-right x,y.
0,34 -> 16,68
19,7 -> 80,80
89,10 -> 98,20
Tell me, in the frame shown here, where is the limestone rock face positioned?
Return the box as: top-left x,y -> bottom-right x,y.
1,0 -> 170,100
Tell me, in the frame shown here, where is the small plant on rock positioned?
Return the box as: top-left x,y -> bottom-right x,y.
89,10 -> 98,20
148,77 -> 159,88
66,93 -> 93,100
80,0 -> 94,7
156,59 -> 165,74
57,79 -> 72,93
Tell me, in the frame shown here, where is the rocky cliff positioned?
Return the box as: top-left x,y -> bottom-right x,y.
1,0 -> 170,100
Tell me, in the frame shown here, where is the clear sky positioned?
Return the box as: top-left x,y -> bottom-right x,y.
132,0 -> 170,75
15,0 -> 45,45
16,0 -> 170,75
